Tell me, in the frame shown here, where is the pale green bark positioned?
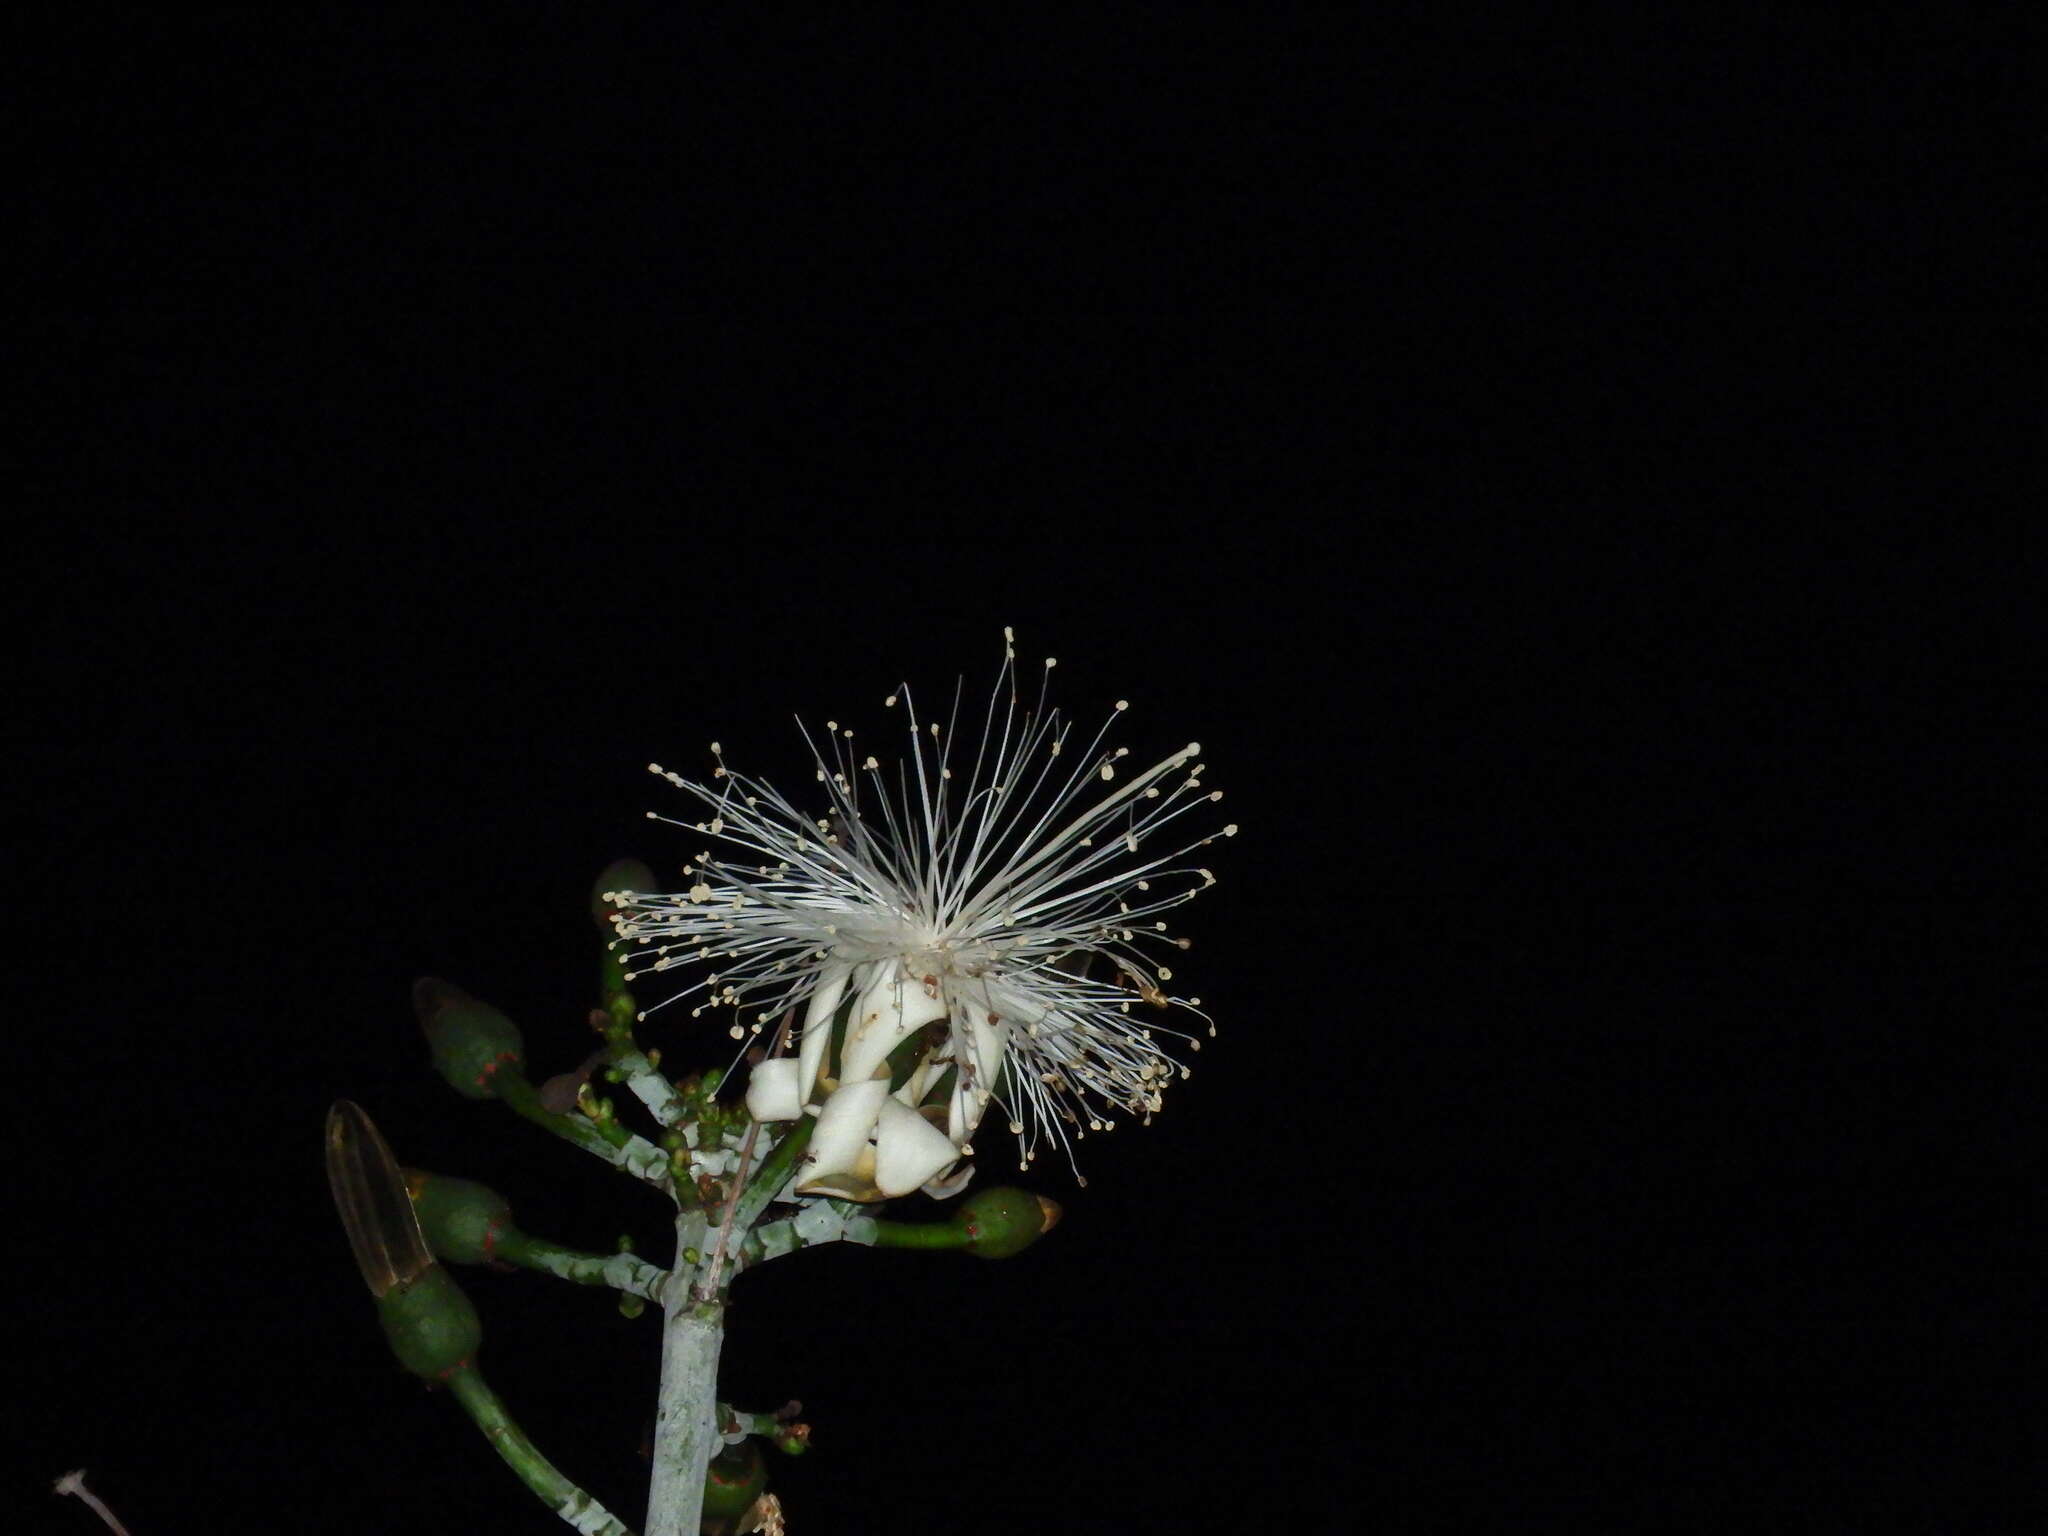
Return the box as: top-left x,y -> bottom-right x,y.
445,1367 -> 636,1536
645,1211 -> 720,1536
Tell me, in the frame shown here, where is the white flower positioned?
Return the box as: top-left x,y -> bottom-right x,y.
608,631 -> 1233,1200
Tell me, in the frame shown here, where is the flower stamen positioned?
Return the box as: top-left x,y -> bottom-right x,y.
610,636 -> 1228,1193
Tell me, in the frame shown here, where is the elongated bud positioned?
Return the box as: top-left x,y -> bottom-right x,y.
324,1101 -> 483,1378
327,1100 -> 433,1296
376,1263 -> 483,1380
414,977 -> 525,1099
403,1169 -> 516,1266
956,1186 -> 1062,1259
592,858 -> 657,928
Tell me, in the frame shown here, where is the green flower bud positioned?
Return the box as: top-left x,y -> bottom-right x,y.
603,991 -> 637,1034
403,1169 -> 515,1266
415,978 -> 525,1099
700,1439 -> 768,1531
375,1263 -> 482,1379
592,859 -> 658,928
956,1186 -> 1063,1260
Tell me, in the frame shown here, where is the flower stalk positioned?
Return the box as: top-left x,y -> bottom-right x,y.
497,1232 -> 671,1301
445,1365 -> 637,1536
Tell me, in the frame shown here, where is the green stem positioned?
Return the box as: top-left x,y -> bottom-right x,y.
742,1203 -> 879,1266
601,1030 -> 688,1128
867,1216 -> 971,1251
594,945 -> 686,1127
726,1116 -> 815,1234
444,1364 -> 637,1536
494,1070 -> 673,1190
496,1231 -> 671,1301
718,1402 -> 810,1456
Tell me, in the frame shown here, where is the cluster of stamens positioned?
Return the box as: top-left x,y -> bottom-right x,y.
608,632 -> 1232,1179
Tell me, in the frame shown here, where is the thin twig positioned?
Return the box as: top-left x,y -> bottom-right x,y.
694,1006 -> 795,1300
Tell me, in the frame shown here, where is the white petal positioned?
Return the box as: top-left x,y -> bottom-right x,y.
802,1077 -> 891,1182
872,1099 -> 963,1197
839,963 -> 949,1084
921,1160 -> 977,1199
893,1054 -> 933,1107
947,1013 -> 1008,1144
970,1012 -> 1007,1092
744,1057 -> 805,1122
797,960 -> 852,1101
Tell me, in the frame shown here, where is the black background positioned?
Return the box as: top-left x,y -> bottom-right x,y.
17,10 -> 2037,1534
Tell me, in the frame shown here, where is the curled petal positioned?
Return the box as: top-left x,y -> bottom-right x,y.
873,1098 -> 964,1198
893,1051 -> 935,1107
799,1077 -> 892,1194
839,963 -> 949,1086
796,961 -> 851,1103
920,1159 -> 978,1200
947,1013 -> 1009,1145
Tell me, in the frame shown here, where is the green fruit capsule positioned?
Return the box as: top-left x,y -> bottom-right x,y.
404,1169 -> 516,1265
415,978 -> 526,1099
700,1439 -> 768,1530
957,1186 -> 1064,1260
375,1263 -> 482,1380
